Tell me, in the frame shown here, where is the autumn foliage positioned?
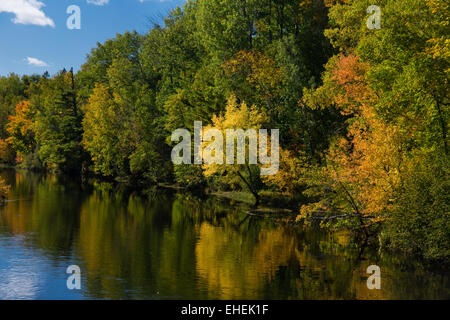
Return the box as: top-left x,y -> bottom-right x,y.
0,0 -> 447,260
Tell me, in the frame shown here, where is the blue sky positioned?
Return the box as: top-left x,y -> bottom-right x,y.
0,0 -> 186,76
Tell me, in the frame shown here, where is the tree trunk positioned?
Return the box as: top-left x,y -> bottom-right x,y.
252,191 -> 259,207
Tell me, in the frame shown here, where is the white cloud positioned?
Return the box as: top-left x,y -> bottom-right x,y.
0,0 -> 54,27
87,0 -> 110,5
26,57 -> 48,67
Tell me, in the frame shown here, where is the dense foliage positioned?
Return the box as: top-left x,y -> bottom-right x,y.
0,0 -> 448,261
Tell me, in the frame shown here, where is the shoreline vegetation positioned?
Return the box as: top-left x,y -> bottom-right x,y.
0,0 -> 448,263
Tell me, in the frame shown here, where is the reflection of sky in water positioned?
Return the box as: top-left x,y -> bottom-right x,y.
0,238 -> 39,299
0,231 -> 83,300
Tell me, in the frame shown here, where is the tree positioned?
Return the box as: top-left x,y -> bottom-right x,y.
6,100 -> 36,157
222,49 -> 282,116
0,74 -> 26,140
33,70 -> 84,173
82,84 -> 125,177
202,95 -> 271,205
298,0 -> 449,259
300,54 -> 399,229
196,0 -> 261,59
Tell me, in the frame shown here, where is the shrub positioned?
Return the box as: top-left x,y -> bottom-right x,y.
385,153 -> 449,261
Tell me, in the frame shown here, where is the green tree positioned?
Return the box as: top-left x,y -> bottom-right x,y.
33,70 -> 84,173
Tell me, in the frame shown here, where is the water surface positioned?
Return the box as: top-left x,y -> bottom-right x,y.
0,169 -> 448,299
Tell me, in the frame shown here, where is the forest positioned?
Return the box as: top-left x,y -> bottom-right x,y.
0,0 -> 448,262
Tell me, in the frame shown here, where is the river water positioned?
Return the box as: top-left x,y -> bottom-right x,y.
0,169 -> 448,299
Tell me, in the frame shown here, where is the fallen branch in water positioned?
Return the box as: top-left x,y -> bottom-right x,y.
245,208 -> 295,222
303,212 -> 377,221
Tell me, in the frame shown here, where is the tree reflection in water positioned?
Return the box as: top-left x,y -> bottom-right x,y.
0,170 -> 448,299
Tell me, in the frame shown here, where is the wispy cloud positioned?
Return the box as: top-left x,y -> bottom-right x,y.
26,57 -> 48,67
87,0 -> 110,5
0,0 -> 54,27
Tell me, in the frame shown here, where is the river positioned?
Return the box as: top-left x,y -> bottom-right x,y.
0,169 -> 448,299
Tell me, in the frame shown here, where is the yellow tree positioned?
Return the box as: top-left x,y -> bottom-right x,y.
202,95 -> 273,205
6,100 -> 36,162
82,84 -> 129,177
261,149 -> 306,196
